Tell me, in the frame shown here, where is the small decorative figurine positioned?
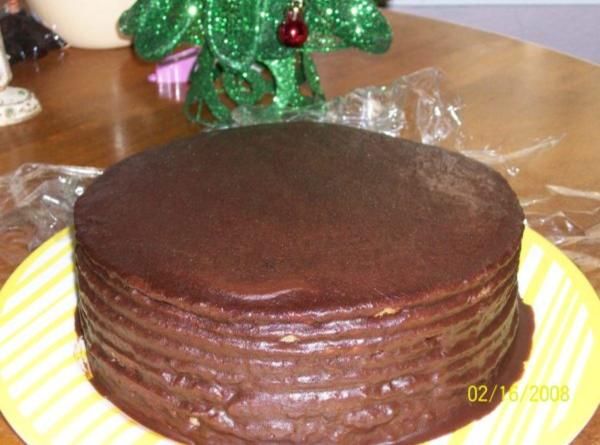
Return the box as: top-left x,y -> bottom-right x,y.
0,32 -> 41,126
120,0 -> 392,124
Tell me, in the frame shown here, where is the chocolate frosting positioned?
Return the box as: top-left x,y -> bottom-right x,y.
75,122 -> 523,319
74,122 -> 530,444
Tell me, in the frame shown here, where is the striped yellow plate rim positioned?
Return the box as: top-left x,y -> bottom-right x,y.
0,227 -> 599,445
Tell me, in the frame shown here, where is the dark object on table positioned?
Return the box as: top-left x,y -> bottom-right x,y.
0,10 -> 65,64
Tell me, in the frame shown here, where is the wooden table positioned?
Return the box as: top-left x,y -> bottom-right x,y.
1,11 -> 598,444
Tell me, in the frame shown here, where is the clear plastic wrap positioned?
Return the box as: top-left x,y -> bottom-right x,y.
0,67 -> 598,287
231,67 -> 466,148
0,164 -> 101,283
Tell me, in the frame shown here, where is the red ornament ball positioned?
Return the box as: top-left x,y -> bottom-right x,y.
278,11 -> 309,48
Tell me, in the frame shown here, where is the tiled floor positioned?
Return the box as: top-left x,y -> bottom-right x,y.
392,5 -> 600,64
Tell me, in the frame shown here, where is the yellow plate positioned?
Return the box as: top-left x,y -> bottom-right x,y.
0,227 -> 599,445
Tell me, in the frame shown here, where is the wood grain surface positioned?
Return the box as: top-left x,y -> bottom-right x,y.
0,11 -> 598,445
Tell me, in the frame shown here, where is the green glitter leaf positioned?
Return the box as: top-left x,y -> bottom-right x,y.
120,0 -> 199,61
120,0 -> 392,123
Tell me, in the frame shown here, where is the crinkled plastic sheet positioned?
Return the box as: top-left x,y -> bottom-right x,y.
1,67 -> 599,287
0,164 -> 101,283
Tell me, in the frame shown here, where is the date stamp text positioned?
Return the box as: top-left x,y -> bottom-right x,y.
467,384 -> 570,403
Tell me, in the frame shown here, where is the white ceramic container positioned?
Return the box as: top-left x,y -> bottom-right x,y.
28,0 -> 136,49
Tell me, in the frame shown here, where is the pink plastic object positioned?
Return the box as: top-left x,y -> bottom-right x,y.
147,47 -> 200,84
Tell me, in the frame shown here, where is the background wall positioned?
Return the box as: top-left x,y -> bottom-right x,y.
389,2 -> 600,63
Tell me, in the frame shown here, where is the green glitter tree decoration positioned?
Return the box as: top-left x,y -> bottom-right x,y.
120,0 -> 392,124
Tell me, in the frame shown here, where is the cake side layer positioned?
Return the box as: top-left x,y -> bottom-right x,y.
80,305 -> 532,445
75,241 -> 519,358
77,241 -> 523,443
75,241 -> 520,343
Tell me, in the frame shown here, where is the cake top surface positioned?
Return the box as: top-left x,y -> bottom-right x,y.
74,122 -> 523,319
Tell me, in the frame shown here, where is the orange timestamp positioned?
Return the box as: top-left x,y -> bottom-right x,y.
467,384 -> 570,403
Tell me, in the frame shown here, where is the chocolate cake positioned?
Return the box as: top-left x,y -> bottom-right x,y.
74,122 -> 532,444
